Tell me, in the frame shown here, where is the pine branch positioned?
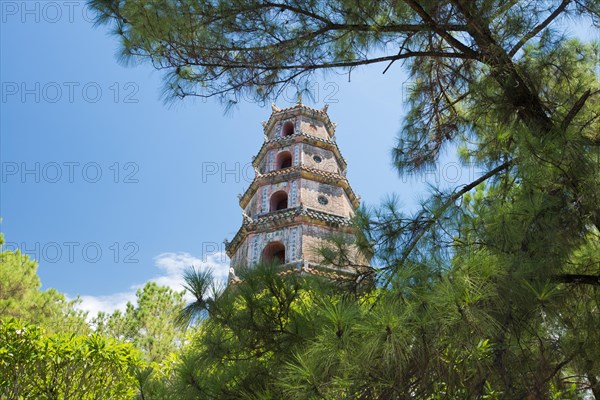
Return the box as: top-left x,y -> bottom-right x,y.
402,0 -> 481,59
561,89 -> 594,131
508,0 -> 572,57
382,159 -> 514,287
451,0 -> 556,135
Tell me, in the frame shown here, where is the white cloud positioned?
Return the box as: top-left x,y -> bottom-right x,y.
77,291 -> 136,316
153,251 -> 230,286
72,251 -> 229,318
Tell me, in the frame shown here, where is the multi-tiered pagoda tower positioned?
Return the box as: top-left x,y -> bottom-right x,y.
225,102 -> 368,282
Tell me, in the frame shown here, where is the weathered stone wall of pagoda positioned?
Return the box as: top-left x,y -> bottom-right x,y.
256,144 -> 341,175
229,224 -> 302,268
266,115 -> 330,141
299,179 -> 353,218
229,221 -> 362,269
301,146 -> 340,173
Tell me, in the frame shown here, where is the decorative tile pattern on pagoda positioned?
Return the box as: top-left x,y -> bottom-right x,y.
225,206 -> 354,257
239,165 -> 359,209
252,131 -> 348,172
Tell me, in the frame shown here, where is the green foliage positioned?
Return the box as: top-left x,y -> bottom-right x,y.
168,264 -> 329,399
176,267 -> 220,328
92,282 -> 186,363
0,236 -> 191,399
0,318 -> 141,400
168,254 -> 597,399
0,234 -> 88,334
60,1 -> 600,398
130,352 -> 181,400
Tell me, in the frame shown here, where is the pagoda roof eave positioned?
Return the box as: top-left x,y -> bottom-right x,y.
225,206 -> 355,257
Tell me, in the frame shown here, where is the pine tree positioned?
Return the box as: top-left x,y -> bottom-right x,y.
88,1 -> 600,398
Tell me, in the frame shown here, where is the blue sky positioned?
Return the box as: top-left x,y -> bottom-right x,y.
1,2 -> 596,315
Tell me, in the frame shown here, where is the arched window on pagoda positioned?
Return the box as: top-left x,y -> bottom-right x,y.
269,190 -> 288,212
275,151 -> 293,170
262,241 -> 286,265
282,121 -> 294,137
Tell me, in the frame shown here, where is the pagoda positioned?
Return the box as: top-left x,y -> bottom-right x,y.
225,101 -> 369,282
